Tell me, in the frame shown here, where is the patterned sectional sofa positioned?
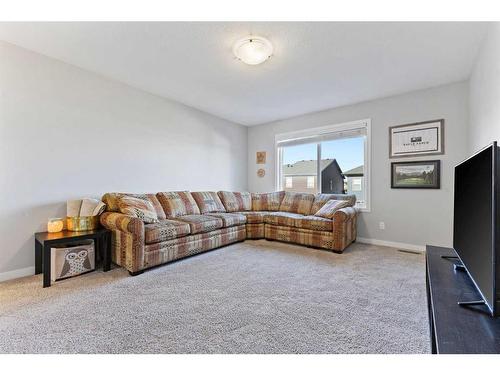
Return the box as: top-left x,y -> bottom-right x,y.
100,191 -> 358,275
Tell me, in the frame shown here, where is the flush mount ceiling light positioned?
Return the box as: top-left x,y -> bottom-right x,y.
232,36 -> 273,65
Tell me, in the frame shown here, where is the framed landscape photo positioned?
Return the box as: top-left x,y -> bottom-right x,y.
389,119 -> 444,158
391,160 -> 441,189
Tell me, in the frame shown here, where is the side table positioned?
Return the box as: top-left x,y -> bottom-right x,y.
35,229 -> 111,287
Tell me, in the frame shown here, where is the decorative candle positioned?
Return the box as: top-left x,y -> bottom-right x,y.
47,218 -> 64,233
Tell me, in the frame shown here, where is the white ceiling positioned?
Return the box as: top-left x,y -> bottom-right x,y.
0,22 -> 489,125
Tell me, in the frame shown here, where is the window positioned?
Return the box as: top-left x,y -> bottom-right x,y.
281,143 -> 318,193
276,119 -> 371,211
352,178 -> 362,191
307,176 -> 315,189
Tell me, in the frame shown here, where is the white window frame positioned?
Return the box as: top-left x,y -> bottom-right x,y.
275,119 -> 371,212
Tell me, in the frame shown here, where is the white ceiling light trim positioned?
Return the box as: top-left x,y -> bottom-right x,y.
232,35 -> 273,65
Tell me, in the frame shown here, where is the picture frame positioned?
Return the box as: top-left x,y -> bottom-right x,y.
391,160 -> 441,189
389,119 -> 444,158
256,151 -> 266,164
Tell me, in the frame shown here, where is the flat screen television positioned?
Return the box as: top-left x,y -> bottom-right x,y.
453,141 -> 500,316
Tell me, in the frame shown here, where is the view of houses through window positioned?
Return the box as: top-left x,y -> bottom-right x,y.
278,131 -> 367,209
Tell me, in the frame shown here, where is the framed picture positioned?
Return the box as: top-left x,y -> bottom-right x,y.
389,119 -> 444,158
391,160 -> 441,189
256,151 -> 266,164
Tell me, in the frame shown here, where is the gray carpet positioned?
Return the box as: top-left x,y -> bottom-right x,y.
0,240 -> 430,353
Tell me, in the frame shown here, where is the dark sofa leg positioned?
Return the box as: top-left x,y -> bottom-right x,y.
129,270 -> 144,276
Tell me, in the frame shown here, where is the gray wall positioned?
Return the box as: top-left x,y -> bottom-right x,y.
469,23 -> 500,152
0,41 -> 248,278
248,82 -> 469,248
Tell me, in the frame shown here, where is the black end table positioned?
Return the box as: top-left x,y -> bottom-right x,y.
35,229 -> 111,288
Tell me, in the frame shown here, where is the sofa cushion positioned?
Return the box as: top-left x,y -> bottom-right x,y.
102,192 -> 166,220
218,191 -> 252,212
235,211 -> 273,224
295,216 -> 333,231
117,196 -> 159,224
204,212 -> 247,227
264,212 -> 304,227
191,191 -> 226,214
314,199 -> 351,219
144,219 -> 191,244
157,191 -> 201,218
251,191 -> 285,211
175,214 -> 223,234
310,193 -> 357,214
279,192 -> 315,215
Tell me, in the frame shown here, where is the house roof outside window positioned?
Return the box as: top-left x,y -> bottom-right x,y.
343,165 -> 364,177
283,159 -> 343,177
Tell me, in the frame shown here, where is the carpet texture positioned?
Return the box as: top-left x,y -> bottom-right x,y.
0,240 -> 430,353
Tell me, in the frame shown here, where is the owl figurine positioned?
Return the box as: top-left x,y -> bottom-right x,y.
60,247 -> 92,279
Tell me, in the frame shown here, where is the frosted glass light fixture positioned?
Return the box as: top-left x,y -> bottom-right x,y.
233,36 -> 273,65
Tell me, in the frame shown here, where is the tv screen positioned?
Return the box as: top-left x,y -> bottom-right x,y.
453,143 -> 498,314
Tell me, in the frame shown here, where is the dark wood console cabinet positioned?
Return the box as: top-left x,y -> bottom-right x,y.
426,245 -> 500,353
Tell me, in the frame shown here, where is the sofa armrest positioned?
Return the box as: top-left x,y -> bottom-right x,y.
100,212 -> 145,273
332,206 -> 358,223
100,212 -> 144,235
332,206 -> 358,252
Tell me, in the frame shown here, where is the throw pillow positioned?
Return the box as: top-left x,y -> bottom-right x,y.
118,196 -> 159,224
314,199 -> 351,219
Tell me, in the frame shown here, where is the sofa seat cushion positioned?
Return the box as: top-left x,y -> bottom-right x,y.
191,191 -> 226,214
294,216 -> 333,231
144,219 -> 192,244
204,212 -> 247,227
175,215 -> 223,234
218,191 -> 252,212
264,212 -> 304,227
279,192 -> 315,215
235,211 -> 273,224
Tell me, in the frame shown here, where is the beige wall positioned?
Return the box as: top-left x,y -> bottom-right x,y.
469,23 -> 500,152
0,41 -> 248,279
248,82 -> 469,249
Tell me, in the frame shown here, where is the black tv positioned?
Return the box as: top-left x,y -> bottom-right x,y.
453,141 -> 500,316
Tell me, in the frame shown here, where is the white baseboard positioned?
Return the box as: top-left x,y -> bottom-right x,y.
0,266 -> 35,282
357,237 -> 425,252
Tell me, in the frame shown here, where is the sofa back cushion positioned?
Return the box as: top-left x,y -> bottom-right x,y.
279,192 -> 315,215
157,191 -> 201,218
102,192 -> 166,220
218,191 -> 252,212
251,191 -> 285,211
314,199 -> 351,219
191,191 -> 226,214
117,196 -> 159,224
310,193 -> 357,214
